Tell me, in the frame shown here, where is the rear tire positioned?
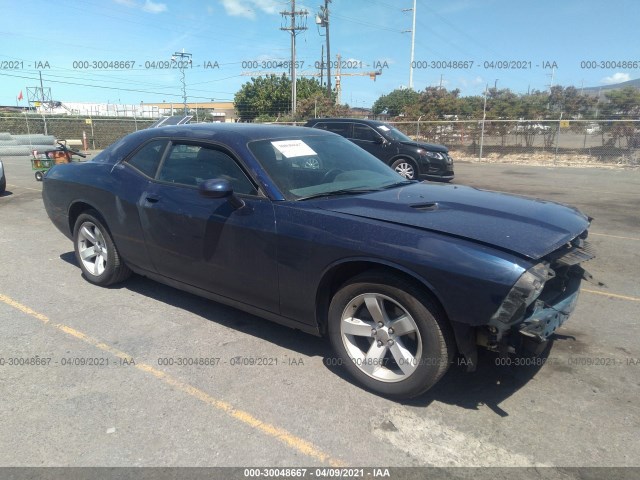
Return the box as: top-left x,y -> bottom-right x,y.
35,171 -> 43,181
328,271 -> 453,399
73,210 -> 131,286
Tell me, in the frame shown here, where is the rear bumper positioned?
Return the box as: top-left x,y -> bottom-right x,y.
42,184 -> 72,240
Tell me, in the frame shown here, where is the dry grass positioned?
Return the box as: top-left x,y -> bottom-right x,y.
451,151 -> 640,169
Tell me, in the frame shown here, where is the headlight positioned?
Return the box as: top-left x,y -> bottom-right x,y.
491,263 -> 555,324
418,150 -> 444,160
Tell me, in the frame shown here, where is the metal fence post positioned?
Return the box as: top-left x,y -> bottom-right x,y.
554,112 -> 562,165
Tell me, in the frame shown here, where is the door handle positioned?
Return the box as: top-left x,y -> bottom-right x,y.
145,194 -> 160,204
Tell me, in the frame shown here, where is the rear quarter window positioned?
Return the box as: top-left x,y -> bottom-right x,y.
126,139 -> 168,178
314,122 -> 351,138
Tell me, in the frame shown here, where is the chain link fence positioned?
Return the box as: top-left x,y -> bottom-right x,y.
389,119 -> 640,165
1,115 -> 638,166
0,115 -> 155,152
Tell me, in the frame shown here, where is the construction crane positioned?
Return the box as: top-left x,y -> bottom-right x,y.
240,54 -> 382,105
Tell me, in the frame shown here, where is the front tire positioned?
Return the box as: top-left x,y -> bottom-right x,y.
73,210 -> 131,286
391,159 -> 417,180
35,171 -> 43,181
328,271 -> 453,399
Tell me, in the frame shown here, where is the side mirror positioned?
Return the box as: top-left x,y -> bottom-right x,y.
374,135 -> 386,145
199,178 -> 245,209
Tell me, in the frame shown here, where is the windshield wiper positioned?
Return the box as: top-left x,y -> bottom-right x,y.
296,188 -> 381,201
380,180 -> 415,189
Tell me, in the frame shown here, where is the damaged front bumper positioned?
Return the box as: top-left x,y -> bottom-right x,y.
518,274 -> 581,342
468,235 -> 596,367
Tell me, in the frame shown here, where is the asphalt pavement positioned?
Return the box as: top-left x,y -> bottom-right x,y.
0,155 -> 638,474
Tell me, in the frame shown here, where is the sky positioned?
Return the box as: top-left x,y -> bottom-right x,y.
1,0 -> 639,108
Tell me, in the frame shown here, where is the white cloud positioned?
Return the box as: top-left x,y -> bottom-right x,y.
252,0 -> 280,14
113,0 -> 166,14
457,76 -> 484,89
142,0 -> 167,13
219,0 -> 281,19
601,72 -> 630,85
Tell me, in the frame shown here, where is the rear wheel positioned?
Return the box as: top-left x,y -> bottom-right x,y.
328,271 -> 453,398
73,210 -> 131,286
391,159 -> 417,180
35,171 -> 44,181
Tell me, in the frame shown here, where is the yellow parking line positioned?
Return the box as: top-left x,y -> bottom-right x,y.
590,232 -> 640,241
0,293 -> 345,467
0,294 -> 50,323
582,289 -> 640,302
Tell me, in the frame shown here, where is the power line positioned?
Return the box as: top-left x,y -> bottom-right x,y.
330,14 -> 404,34
0,71 -> 228,101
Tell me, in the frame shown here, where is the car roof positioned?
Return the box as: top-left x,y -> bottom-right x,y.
94,123 -> 338,167
306,118 -> 389,127
130,122 -> 335,144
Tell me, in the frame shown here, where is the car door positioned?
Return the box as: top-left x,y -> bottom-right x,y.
108,138 -> 170,273
350,123 -> 393,163
139,141 -> 280,313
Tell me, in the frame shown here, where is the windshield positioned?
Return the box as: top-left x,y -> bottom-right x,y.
378,125 -> 413,142
249,134 -> 406,200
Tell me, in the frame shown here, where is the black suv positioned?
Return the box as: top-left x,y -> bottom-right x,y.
304,118 -> 454,181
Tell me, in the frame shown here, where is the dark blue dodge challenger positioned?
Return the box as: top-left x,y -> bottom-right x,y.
43,124 -> 594,398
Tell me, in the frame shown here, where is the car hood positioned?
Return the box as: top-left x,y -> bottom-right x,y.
315,183 -> 590,260
399,141 -> 448,152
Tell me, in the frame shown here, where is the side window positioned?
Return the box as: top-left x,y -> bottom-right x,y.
157,144 -> 257,195
316,122 -> 351,138
353,125 -> 380,142
126,139 -> 168,177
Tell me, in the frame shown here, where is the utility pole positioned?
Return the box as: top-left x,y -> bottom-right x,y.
546,67 -> 555,110
479,83 -> 488,160
316,0 -> 331,97
402,0 -> 417,89
319,45 -> 324,87
171,50 -> 192,114
281,0 -> 308,115
335,54 -> 342,104
546,66 -> 555,92
39,70 -> 48,135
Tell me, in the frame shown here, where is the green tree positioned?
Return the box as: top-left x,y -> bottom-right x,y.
548,86 -> 597,118
234,75 -> 326,121
602,86 -> 640,117
600,87 -> 640,148
295,93 -> 349,120
415,87 -> 465,119
371,88 -> 420,117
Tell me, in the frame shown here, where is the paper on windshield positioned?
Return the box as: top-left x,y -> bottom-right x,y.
377,125 -> 390,131
271,140 -> 317,158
